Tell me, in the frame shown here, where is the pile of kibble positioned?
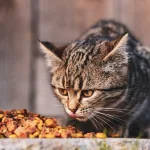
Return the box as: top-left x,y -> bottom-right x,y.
0,109 -> 110,138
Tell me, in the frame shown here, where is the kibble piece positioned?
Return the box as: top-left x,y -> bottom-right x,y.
16,110 -> 21,114
61,132 -> 69,138
45,133 -> 55,138
0,125 -> 7,134
0,114 -> 4,119
45,119 -> 54,127
37,123 -> 43,131
111,133 -> 120,138
55,126 -> 62,129
84,132 -> 95,138
76,133 -> 83,138
9,134 -> 17,138
14,127 -> 28,138
6,121 -> 17,132
33,131 -> 40,137
39,134 -> 43,138
0,134 -> 4,138
54,131 -> 61,137
95,132 -> 107,138
17,114 -> 24,118
29,134 -> 35,138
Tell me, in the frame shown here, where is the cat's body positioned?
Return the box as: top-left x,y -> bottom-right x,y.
40,20 -> 150,138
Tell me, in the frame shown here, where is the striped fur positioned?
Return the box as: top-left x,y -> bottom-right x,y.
40,20 -> 150,137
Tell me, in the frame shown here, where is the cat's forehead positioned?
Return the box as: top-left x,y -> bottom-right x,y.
58,37 -> 112,90
62,36 -> 111,60
64,36 -> 110,57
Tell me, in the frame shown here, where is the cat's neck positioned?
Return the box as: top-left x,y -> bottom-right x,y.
126,47 -> 150,111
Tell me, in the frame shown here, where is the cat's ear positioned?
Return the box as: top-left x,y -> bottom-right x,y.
39,41 -> 65,72
103,33 -> 129,62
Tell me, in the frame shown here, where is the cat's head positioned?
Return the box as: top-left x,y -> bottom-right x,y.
39,34 -> 129,122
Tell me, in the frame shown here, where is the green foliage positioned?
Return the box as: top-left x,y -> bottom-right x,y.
96,140 -> 112,150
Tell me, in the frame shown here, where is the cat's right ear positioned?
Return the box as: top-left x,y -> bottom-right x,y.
39,41 -> 63,72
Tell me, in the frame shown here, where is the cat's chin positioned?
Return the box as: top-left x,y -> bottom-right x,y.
76,117 -> 87,122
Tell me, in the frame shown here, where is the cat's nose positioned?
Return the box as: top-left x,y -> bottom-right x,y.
69,108 -> 77,113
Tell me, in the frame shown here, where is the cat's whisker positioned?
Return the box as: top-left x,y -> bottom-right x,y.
94,111 -> 128,123
102,110 -> 133,117
96,108 -> 133,116
92,116 -> 109,133
94,114 -> 115,132
95,113 -> 119,127
105,108 -> 134,114
89,116 -> 99,131
91,115 -> 105,131
88,118 -> 98,131
100,108 -> 130,111
98,114 -> 123,125
92,116 -> 106,132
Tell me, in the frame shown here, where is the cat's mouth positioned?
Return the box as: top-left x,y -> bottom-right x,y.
65,107 -> 87,121
69,113 -> 86,121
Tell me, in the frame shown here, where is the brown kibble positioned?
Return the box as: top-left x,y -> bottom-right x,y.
33,131 -> 40,137
9,134 -> 17,138
55,126 -> 62,129
14,127 -> 28,138
39,134 -> 43,138
0,109 -> 115,138
61,132 -> 69,138
111,133 -> 120,138
84,132 -> 95,138
54,131 -> 61,137
6,121 -> 17,132
16,110 -> 21,114
0,125 -> 7,134
29,134 -> 35,138
0,114 -> 4,119
45,133 -> 55,138
17,114 -> 24,118
45,119 -> 54,127
95,132 -> 107,138
0,134 -> 4,138
37,123 -> 43,131
76,133 -> 83,138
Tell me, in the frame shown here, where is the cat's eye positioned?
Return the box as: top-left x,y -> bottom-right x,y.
58,88 -> 68,96
82,90 -> 94,97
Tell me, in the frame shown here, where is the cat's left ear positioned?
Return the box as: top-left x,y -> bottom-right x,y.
39,41 -> 66,72
103,33 -> 129,62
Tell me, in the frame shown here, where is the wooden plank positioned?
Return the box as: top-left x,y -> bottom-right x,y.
0,3 -> 12,108
29,0 -> 40,112
75,0 -> 115,33
0,0 -> 31,110
10,0 -> 31,110
113,0 -> 135,32
133,0 -> 150,46
39,0 -> 78,43
114,0 -> 150,46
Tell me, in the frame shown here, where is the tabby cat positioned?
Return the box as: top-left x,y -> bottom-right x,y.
39,20 -> 150,138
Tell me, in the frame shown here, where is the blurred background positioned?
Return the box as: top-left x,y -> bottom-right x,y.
0,0 -> 150,124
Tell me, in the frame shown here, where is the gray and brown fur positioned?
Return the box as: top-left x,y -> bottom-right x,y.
40,20 -> 150,138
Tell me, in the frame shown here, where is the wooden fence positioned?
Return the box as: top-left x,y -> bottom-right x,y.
0,0 -> 150,120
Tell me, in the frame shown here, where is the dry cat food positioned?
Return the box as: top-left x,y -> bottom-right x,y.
0,109 -> 108,138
